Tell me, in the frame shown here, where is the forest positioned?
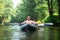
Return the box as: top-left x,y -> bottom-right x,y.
0,0 -> 60,26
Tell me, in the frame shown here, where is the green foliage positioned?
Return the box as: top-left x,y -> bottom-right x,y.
34,0 -> 48,21
0,0 -> 59,26
11,0 -> 38,22
0,0 -> 16,23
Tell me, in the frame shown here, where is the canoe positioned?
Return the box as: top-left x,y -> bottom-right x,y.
20,24 -> 38,32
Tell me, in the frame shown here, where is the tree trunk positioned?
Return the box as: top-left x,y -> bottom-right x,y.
58,0 -> 60,20
47,0 -> 53,22
2,18 -> 5,26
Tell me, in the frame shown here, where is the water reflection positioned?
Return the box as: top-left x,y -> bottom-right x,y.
0,26 -> 60,40
44,27 -> 60,40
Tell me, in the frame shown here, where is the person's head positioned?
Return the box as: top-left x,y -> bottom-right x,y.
27,16 -> 31,20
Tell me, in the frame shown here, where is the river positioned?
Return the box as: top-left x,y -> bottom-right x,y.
0,25 -> 60,40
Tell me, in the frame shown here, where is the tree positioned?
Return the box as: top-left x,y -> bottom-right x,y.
58,0 -> 60,20
34,0 -> 49,22
11,0 -> 37,22
0,0 -> 16,25
47,0 -> 53,22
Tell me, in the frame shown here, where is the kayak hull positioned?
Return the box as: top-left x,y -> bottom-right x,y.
21,24 -> 37,32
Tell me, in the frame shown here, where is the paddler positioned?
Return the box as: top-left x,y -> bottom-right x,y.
21,16 -> 37,24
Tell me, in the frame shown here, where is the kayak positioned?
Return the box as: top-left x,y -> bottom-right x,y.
20,23 -> 53,32
20,24 -> 38,32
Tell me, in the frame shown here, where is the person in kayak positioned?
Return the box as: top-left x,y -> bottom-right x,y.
21,16 -> 37,32
21,16 -> 37,24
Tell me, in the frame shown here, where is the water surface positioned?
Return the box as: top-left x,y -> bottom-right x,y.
0,25 -> 60,40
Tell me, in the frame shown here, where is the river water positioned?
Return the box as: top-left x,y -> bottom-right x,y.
0,25 -> 60,40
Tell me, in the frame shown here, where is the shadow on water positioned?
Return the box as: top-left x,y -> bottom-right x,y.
0,25 -> 60,40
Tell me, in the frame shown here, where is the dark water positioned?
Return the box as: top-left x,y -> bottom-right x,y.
0,25 -> 60,40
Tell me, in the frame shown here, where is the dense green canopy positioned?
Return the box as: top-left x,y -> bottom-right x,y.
0,0 -> 60,26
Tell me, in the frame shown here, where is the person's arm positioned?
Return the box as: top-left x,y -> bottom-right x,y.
32,21 -> 37,24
